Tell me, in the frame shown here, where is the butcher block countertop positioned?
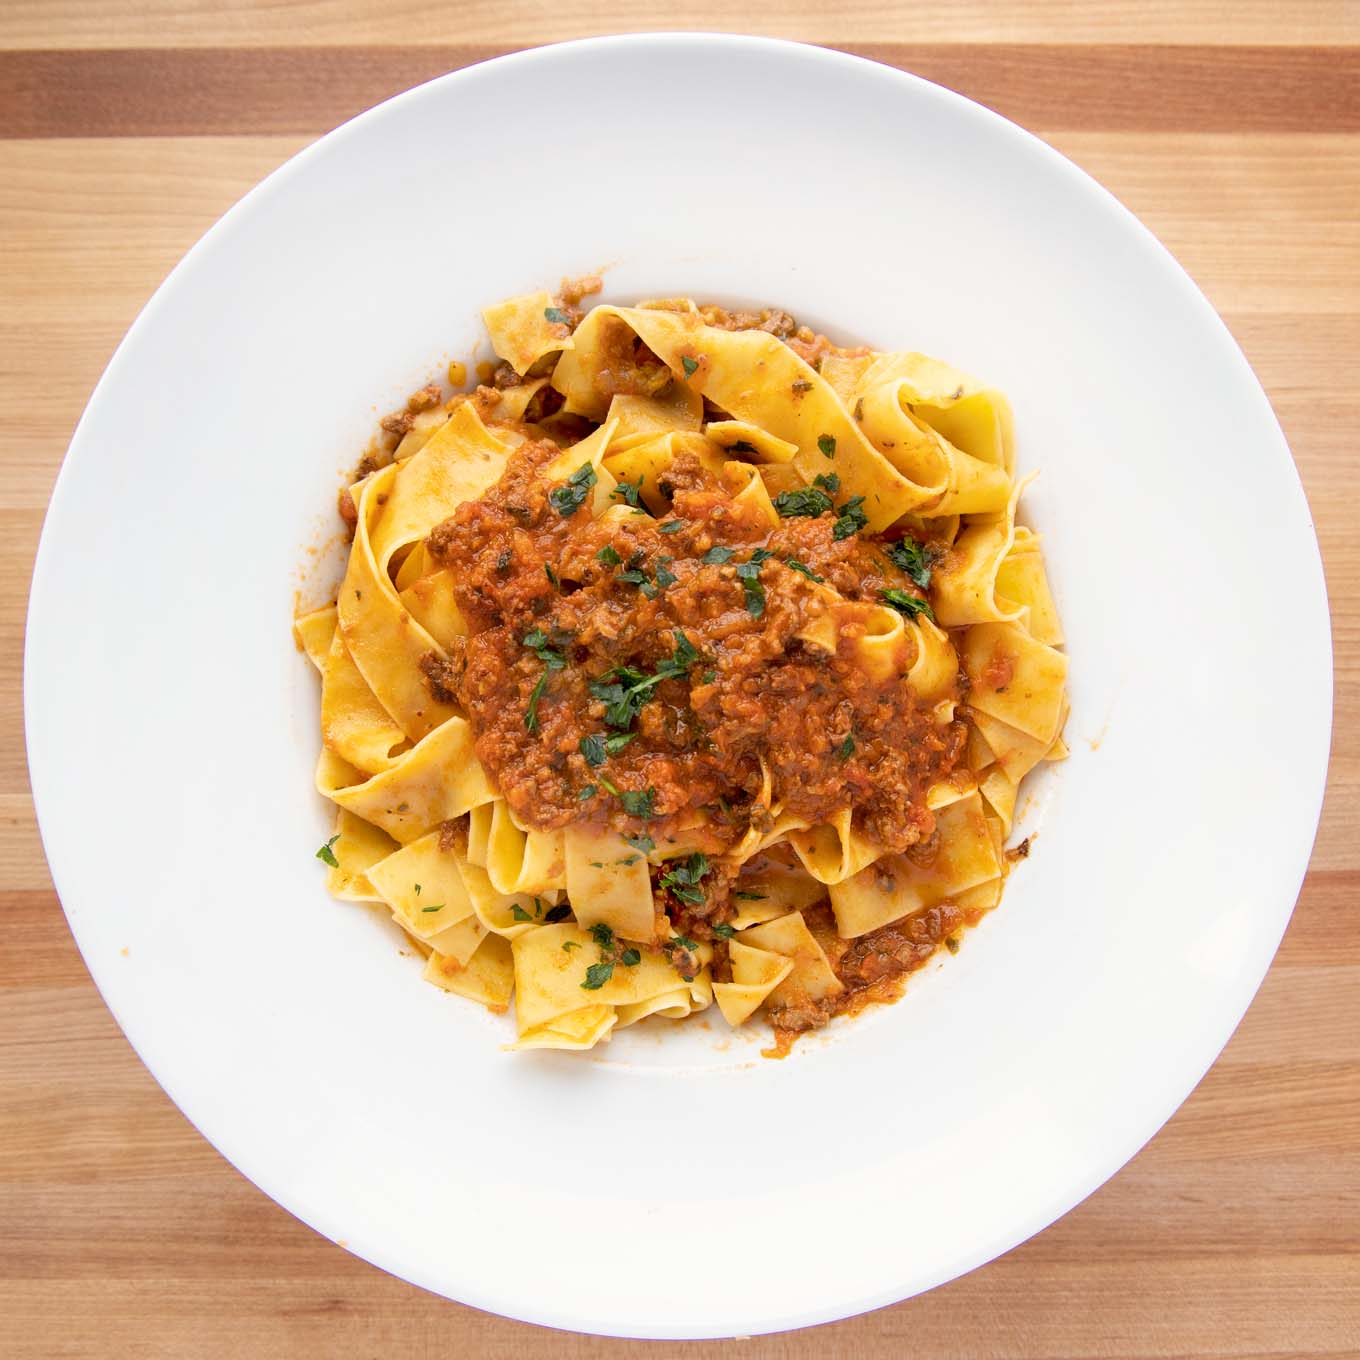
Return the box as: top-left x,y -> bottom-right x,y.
2,3 -> 1356,1355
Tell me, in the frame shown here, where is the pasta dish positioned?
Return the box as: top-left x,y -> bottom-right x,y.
295,283 -> 1068,1053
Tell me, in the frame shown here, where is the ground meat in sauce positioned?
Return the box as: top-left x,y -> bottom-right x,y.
425,439 -> 965,875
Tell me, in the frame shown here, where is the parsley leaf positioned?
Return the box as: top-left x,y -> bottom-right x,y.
579,734 -> 606,767
712,922 -> 736,939
658,519 -> 686,534
315,835 -> 340,868
681,355 -> 699,378
618,787 -> 657,819
544,306 -> 571,325
581,961 -> 615,990
544,563 -> 559,588
562,940 -> 581,952
523,628 -> 568,670
604,732 -> 635,757
616,566 -> 658,599
578,784 -> 597,800
548,462 -> 597,517
735,555 -> 767,617
612,475 -> 644,508
817,434 -> 837,459
510,904 -> 533,922
772,485 -> 835,518
784,557 -> 825,583
655,556 -> 677,588
421,903 -> 444,914
734,890 -> 767,901
588,632 -> 700,729
659,852 -> 710,906
832,495 -> 868,541
885,536 -> 936,589
590,923 -> 615,949
880,587 -> 935,621
524,670 -> 550,733
702,546 -> 735,565
623,831 -> 655,854
596,544 -> 622,566
620,948 -> 641,967
813,471 -> 840,495
837,732 -> 856,760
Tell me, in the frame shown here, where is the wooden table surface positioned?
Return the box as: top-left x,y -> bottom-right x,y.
3,4 -> 1357,1356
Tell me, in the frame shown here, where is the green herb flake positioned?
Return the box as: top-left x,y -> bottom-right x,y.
659,852 -> 711,906
813,471 -> 840,495
885,536 -> 936,589
604,732 -> 636,757
945,935 -> 961,955
581,960 -> 615,990
880,587 -> 935,621
712,922 -> 736,939
619,787 -> 657,819
681,355 -> 699,378
589,923 -> 616,949
578,784 -> 597,801
524,670 -> 550,734
598,775 -> 620,796
523,627 -> 568,670
544,563 -> 559,588
544,306 -> 571,325
510,904 -> 533,922
733,890 -> 767,901
579,734 -> 607,767
612,475 -> 644,509
654,556 -> 678,588
832,495 -> 868,541
622,831 -> 656,855
817,434 -> 837,459
547,461 -> 598,518
596,544 -> 622,567
421,903 -> 445,914
315,835 -> 340,868
784,558 -> 825,583
772,485 -> 835,519
620,948 -> 641,967
702,546 -> 735,565
837,732 -> 856,760
734,555 -> 767,618
730,439 -> 757,453
562,940 -> 581,952
658,519 -> 686,534
701,669 -> 717,684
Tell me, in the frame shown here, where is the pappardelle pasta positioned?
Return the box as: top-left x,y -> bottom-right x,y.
298,282 -> 1067,1055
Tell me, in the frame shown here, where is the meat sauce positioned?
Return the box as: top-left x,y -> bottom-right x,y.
416,305 -> 977,1046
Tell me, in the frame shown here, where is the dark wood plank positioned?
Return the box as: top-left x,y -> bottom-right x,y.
1,44 -> 1357,139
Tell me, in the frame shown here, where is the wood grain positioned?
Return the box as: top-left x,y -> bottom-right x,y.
3,44 -> 1358,137
3,4 -> 1357,1356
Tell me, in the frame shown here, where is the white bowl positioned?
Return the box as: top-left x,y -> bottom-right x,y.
25,34 -> 1331,1339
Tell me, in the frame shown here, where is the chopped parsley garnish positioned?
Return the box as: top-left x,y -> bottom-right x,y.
701,669 -> 717,684
579,734 -> 607,767
578,784 -> 597,800
413,884 -> 421,895
623,831 -> 656,854
832,496 -> 868,540
524,670 -> 550,733
544,904 -> 572,923
589,923 -> 615,949
616,567 -> 658,599
658,853 -> 710,906
734,555 -> 767,618
588,631 -> 701,729
669,934 -> 698,951
596,544 -> 622,566
655,556 -> 678,588
620,948 -> 641,967
543,306 -> 571,325
702,546 -> 735,565
658,519 -> 686,534
522,628 -> 568,670
510,904 -> 533,922
315,835 -> 340,867
880,587 -> 935,621
605,732 -> 635,756
581,960 -> 614,990
618,855 -> 640,866
598,775 -> 620,796
837,731 -> 856,760
813,471 -> 840,495
544,562 -> 558,588
734,890 -> 767,901
612,475 -> 644,508
421,903 -> 444,913
784,557 -> 825,583
681,355 -> 699,378
712,922 -> 736,939
547,461 -> 597,517
562,940 -> 581,952
885,536 -> 936,588
818,434 -> 837,459
772,485 -> 834,519
618,787 -> 657,819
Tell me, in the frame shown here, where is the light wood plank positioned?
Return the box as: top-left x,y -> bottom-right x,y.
0,0 -> 1355,49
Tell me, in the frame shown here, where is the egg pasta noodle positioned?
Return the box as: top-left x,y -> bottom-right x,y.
298,287 -> 1067,1055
